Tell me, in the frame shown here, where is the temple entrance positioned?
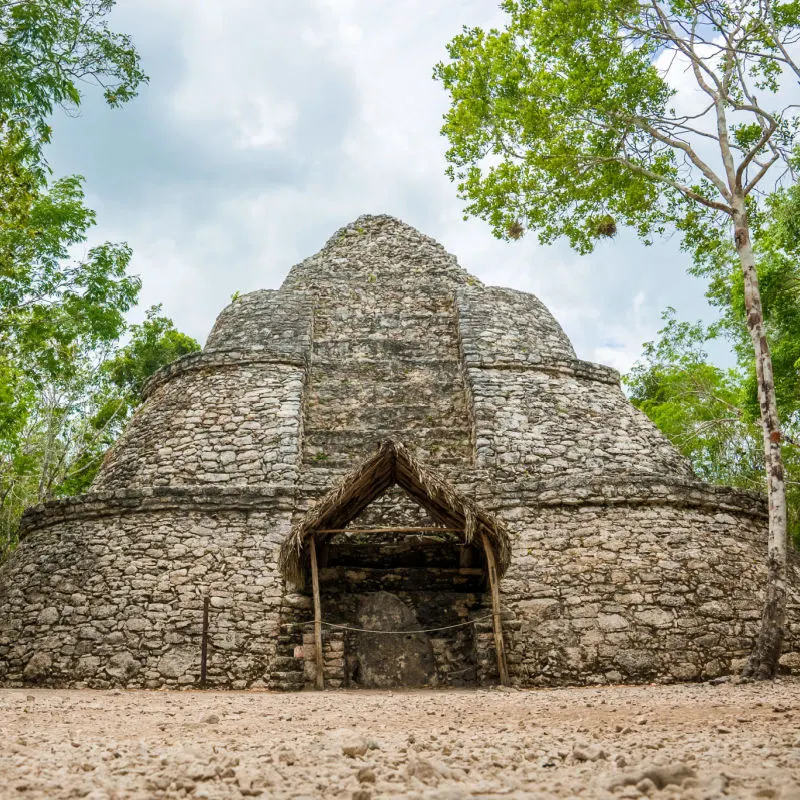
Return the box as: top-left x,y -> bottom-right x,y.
318,520 -> 487,688
278,440 -> 512,689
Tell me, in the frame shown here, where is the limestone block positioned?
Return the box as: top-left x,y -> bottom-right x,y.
598,614 -> 629,632
23,653 -> 52,682
105,652 -> 140,680
779,652 -> 800,672
615,649 -> 659,675
37,607 -> 59,626
698,601 -> 734,620
634,609 -> 674,628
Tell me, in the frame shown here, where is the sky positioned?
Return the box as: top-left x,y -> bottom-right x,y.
46,0 -> 731,373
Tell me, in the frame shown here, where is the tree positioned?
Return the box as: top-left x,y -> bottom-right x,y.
435,0 -> 800,677
0,0 -> 147,163
1,0 -> 149,392
0,173 -> 139,553
628,184 -> 800,548
626,313 -> 800,544
627,312 -> 764,484
0,293 -> 200,556
0,0 -> 175,558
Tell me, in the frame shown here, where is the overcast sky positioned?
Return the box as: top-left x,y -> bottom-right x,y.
47,0 -> 728,372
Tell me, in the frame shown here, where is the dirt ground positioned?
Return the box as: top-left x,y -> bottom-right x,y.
2,680 -> 800,799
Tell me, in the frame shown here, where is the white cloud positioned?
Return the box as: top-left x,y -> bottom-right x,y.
48,0 -> 727,371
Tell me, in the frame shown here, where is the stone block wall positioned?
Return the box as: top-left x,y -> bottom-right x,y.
0,492 -> 292,688
5,480 -> 793,689
462,364 -> 695,477
455,285 -> 694,479
456,285 -> 577,364
476,485 -> 800,685
284,217 -> 475,477
94,358 -> 306,489
205,289 -> 313,356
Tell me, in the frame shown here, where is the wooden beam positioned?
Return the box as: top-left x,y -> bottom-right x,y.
309,536 -> 324,690
481,531 -> 509,686
314,526 -> 463,534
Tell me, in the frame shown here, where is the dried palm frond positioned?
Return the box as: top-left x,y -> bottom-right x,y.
278,440 -> 511,584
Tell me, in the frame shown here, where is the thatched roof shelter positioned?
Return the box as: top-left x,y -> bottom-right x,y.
278,440 -> 511,585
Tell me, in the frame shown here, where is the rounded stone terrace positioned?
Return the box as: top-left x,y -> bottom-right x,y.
0,213 -> 797,691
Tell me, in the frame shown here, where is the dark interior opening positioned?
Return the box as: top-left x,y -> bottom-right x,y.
311,531 -> 487,688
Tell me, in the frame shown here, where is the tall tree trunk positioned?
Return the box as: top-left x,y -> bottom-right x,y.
734,199 -> 789,680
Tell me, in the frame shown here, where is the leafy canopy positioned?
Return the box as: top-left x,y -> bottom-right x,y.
434,0 -> 800,250
0,173 -> 140,454
0,0 -> 147,161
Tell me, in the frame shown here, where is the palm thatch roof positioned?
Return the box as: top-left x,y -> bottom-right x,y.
279,440 -> 512,584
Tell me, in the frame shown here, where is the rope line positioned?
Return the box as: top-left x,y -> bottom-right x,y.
301,613 -> 495,635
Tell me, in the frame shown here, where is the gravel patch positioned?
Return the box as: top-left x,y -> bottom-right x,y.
3,680 -> 800,798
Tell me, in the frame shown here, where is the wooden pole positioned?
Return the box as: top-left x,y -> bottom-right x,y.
481,532 -> 509,686
309,536 -> 325,690
200,597 -> 209,687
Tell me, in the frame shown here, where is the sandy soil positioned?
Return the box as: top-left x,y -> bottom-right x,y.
2,680 -> 800,799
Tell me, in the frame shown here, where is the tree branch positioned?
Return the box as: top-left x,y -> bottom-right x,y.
613,156 -> 732,214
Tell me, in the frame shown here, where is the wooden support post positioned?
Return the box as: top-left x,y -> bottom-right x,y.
309,536 -> 325,690
200,597 -> 209,687
481,532 -> 509,686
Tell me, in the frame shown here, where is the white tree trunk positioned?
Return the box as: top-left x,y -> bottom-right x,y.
734,199 -> 789,679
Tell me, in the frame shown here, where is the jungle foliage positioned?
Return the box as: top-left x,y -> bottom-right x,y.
0,1 -> 197,556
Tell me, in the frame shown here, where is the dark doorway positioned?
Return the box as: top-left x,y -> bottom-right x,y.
316,530 -> 485,688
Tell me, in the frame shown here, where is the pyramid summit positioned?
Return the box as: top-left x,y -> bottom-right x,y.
1,216 -> 797,689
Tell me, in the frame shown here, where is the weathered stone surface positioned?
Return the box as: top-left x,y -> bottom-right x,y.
351,592 -> 435,689
157,651 -> 193,679
37,607 -> 59,626
23,653 -> 51,682
106,652 -> 140,680
1,213 -> 798,689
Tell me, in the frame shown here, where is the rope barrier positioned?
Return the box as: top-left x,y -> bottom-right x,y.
300,613 -> 495,635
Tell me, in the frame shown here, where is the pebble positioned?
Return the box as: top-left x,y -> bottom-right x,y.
357,767 -> 377,783
406,758 -> 442,786
609,762 -> 697,791
3,683 -> 800,798
330,728 -> 370,758
572,743 -> 608,762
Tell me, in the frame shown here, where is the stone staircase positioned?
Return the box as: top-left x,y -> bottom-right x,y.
269,597 -> 310,691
